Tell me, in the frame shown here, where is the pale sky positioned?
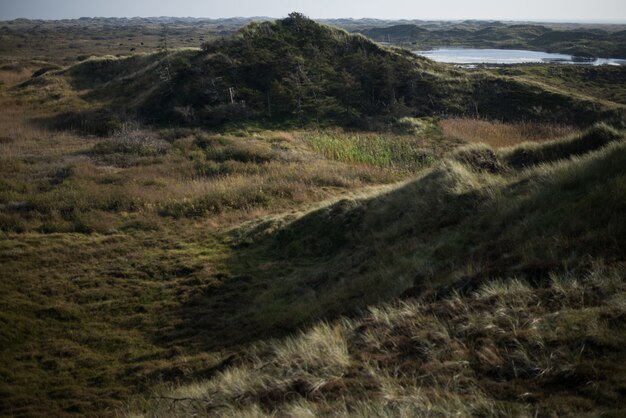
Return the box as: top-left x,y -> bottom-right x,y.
1,0 -> 625,22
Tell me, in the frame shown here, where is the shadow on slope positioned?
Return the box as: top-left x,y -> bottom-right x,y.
165,124 -> 626,350
141,265 -> 626,417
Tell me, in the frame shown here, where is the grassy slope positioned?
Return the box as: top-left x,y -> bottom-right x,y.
0,68 -> 454,416
137,266 -> 626,417
491,65 -> 626,107
166,125 -> 625,347
133,127 -> 626,417
2,17 -> 626,418
19,17 -> 625,132
0,232 -> 232,416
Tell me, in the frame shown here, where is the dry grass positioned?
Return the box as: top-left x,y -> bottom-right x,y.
0,105 -> 90,159
0,85 -> 449,415
0,97 -> 448,235
2,109 -> 624,416
0,68 -> 33,86
2,33 -> 625,418
121,130 -> 626,417
131,266 -> 626,417
440,118 -> 578,148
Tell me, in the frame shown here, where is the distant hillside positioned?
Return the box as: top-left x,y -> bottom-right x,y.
3,16 -> 625,67
27,14 -> 625,131
490,65 -> 626,106
357,23 -> 626,58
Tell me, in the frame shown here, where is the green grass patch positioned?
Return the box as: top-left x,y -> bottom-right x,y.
303,131 -> 435,169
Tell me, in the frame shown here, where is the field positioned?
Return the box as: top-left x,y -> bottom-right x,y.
1,15 -> 625,418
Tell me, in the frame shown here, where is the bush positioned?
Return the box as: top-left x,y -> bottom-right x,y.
51,110 -> 122,136
451,144 -> 506,173
88,130 -> 171,166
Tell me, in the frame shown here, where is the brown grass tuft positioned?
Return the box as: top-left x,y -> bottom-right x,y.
440,118 -> 578,148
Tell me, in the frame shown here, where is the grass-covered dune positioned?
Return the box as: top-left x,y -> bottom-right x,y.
1,103 -> 623,416
136,266 -> 626,417
23,14 -> 625,132
490,64 -> 626,106
2,13 -> 626,418
173,124 -> 626,347
130,124 -> 626,417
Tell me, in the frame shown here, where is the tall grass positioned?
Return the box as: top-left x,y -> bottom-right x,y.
0,68 -> 32,87
1,102 -> 446,234
302,131 -> 435,169
178,129 -> 625,371
440,118 -> 578,148
132,266 -> 626,417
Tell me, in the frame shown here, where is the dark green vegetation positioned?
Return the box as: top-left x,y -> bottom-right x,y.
22,14 -> 625,132
358,23 -> 626,59
1,13 -> 626,418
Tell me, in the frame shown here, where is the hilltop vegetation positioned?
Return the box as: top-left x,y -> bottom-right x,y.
12,14 -> 624,133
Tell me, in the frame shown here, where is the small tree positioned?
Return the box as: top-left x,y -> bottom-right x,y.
158,24 -> 173,91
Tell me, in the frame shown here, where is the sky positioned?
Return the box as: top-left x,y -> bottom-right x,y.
1,0 -> 626,22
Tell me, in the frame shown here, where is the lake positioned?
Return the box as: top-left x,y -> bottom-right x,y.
414,48 -> 626,66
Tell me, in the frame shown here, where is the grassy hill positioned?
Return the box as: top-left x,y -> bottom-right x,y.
139,125 -> 625,350
1,14 -> 626,418
490,64 -> 626,106
20,14 -> 625,132
131,125 -> 626,417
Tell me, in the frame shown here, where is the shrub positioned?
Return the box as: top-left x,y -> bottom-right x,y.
51,109 -> 122,136
91,133 -> 170,157
451,144 -> 506,173
89,130 -> 170,166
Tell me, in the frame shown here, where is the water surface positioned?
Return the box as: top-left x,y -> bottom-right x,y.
415,48 -> 626,66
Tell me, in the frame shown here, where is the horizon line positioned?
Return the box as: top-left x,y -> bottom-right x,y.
2,16 -> 626,25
